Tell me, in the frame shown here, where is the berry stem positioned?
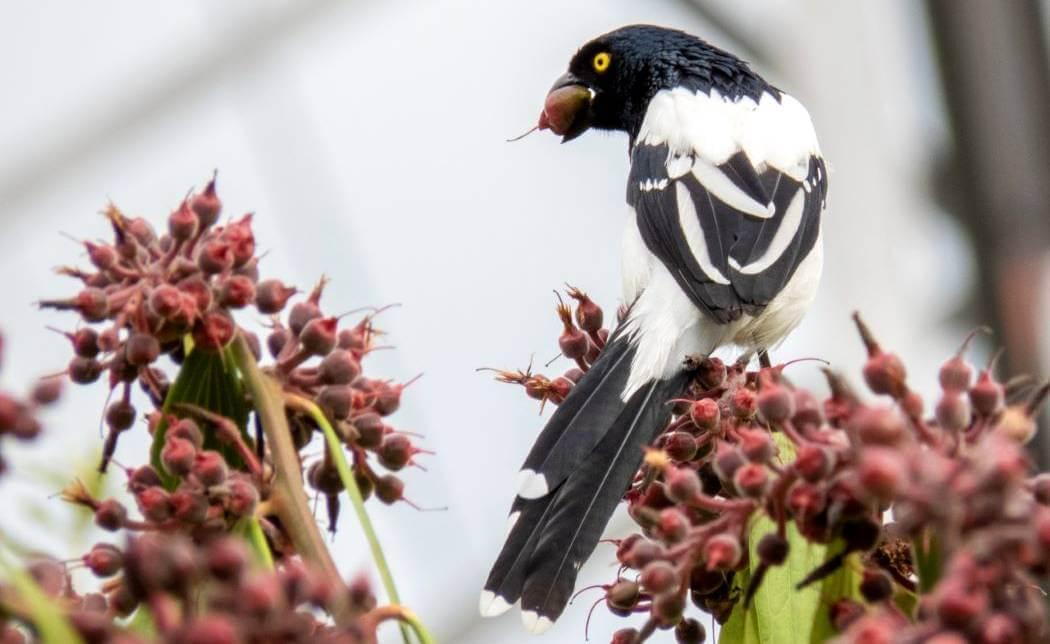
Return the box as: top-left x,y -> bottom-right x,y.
227,333 -> 351,623
285,391 -> 433,644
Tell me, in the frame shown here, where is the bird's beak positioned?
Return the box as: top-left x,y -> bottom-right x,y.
537,73 -> 592,143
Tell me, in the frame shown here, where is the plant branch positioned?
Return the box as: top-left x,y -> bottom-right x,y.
227,334 -> 351,622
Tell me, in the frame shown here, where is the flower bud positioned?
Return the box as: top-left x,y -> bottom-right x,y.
226,476 -> 259,517
970,370 -> 1004,416
299,317 -> 338,356
288,301 -> 321,336
135,486 -> 173,523
352,412 -> 385,448
106,400 -> 136,432
205,537 -> 248,583
68,356 -> 103,384
192,311 -> 235,351
148,284 -> 183,319
624,538 -> 665,570
378,434 -> 413,471
75,288 -> 110,322
652,590 -> 686,627
664,467 -> 701,504
168,418 -> 204,449
657,507 -> 689,543
713,443 -> 746,483
318,385 -> 353,421
606,579 -> 641,611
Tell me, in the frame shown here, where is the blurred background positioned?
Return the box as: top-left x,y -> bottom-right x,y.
1,1 -> 1048,642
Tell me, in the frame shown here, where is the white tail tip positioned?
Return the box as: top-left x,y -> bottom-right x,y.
521,610 -> 554,635
516,469 -> 549,499
479,590 -> 513,618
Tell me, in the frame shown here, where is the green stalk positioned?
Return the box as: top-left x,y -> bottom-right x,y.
236,517 -> 275,570
286,393 -> 432,644
228,335 -> 351,620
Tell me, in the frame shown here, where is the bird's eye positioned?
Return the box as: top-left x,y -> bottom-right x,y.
592,52 -> 611,73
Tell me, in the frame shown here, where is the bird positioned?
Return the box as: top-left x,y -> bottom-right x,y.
480,24 -> 827,634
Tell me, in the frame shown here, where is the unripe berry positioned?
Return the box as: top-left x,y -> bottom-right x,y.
300,317 -> 338,356
657,507 -> 689,542
288,301 -> 321,336
125,333 -> 160,366
83,543 -> 123,577
135,486 -> 173,523
161,436 -> 197,477
171,486 -> 208,524
970,370 -> 1004,416
664,467 -> 701,504
319,349 -> 361,385
688,398 -> 720,430
71,328 -> 100,358
794,444 -> 834,482
606,579 -> 640,611
640,560 -> 677,594
757,533 -> 788,565
713,443 -> 746,483
75,288 -> 110,322
675,618 -> 706,644
106,400 -> 136,431
31,377 -> 62,405
730,387 -> 757,419
378,434 -> 413,471
148,284 -> 182,319
218,275 -> 255,309
935,389 -> 971,432
375,473 -> 405,505
703,534 -> 742,571
664,431 -> 698,461
168,200 -> 198,241
69,356 -> 103,384
193,450 -> 228,486
255,279 -> 296,314
192,311 -> 235,351
559,325 -> 588,361
612,629 -> 640,644
84,241 -> 117,271
624,538 -> 665,569
738,427 -> 774,463
191,177 -> 222,228
318,385 -> 353,421
205,537 -> 248,583
94,499 -> 127,531
757,381 -> 794,423
353,412 -> 385,448
168,418 -> 203,449
733,463 -> 769,498
859,568 -> 892,603
857,447 -> 906,503
226,476 -> 259,517
652,590 -> 686,627
851,406 -> 905,446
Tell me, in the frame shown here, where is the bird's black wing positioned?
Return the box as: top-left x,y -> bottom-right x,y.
627,144 -> 827,323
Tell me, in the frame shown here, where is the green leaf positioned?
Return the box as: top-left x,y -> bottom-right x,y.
0,548 -> 84,644
149,343 -> 251,488
719,434 -> 864,644
912,529 -> 941,593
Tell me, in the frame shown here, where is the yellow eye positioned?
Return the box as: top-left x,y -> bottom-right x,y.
593,52 -> 611,73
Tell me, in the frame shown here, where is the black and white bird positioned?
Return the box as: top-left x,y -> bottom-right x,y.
481,25 -> 828,634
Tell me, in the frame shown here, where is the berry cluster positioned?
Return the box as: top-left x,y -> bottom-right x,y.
493,289 -> 1050,644
3,536 -> 391,644
0,332 -> 62,477
0,176 -> 433,643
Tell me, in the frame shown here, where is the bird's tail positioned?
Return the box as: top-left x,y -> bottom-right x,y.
479,333 -> 690,633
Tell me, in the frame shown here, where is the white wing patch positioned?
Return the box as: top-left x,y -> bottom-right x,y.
675,182 -> 730,285
691,159 -> 773,219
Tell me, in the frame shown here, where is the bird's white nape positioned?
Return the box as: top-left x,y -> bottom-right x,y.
521,610 -> 554,635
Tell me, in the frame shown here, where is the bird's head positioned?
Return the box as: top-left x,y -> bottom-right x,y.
538,25 -> 766,143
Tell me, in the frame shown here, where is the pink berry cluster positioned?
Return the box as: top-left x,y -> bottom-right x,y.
5,535 -> 388,644
493,290 -> 1050,644
0,176 -> 431,643
0,331 -> 63,477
